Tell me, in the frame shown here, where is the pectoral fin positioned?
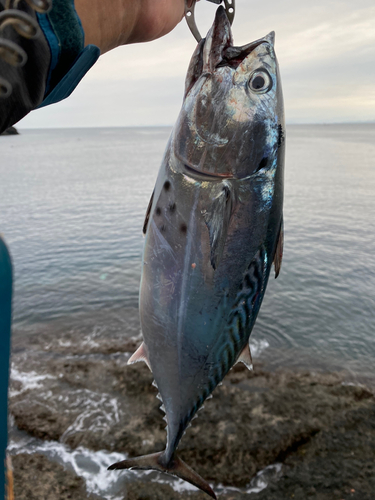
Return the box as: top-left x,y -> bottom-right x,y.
235,343 -> 253,371
203,182 -> 235,270
143,190 -> 154,235
128,342 -> 151,371
273,218 -> 284,279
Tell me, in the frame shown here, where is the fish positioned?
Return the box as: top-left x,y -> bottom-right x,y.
108,6 -> 285,498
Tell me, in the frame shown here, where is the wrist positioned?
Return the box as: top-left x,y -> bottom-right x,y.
75,0 -> 130,54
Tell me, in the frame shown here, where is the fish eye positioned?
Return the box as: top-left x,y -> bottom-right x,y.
249,70 -> 272,93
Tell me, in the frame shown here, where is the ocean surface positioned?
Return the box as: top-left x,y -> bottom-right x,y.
1,124 -> 375,498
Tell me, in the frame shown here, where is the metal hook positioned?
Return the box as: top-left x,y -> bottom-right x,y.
185,0 -> 235,43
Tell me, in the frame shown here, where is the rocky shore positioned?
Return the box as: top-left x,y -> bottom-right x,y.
1,126 -> 18,135
9,333 -> 375,500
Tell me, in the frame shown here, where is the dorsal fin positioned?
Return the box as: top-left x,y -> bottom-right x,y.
235,343 -> 253,371
185,38 -> 205,97
128,342 -> 151,371
273,218 -> 284,279
143,190 -> 155,235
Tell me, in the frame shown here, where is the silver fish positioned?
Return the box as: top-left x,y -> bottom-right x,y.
109,6 -> 285,498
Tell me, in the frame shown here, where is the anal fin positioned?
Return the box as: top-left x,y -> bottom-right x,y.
128,342 -> 151,371
236,343 -> 253,371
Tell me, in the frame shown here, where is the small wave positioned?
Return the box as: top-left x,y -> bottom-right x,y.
8,435 -> 127,500
10,364 -> 122,445
9,429 -> 281,499
10,366 -> 56,398
60,389 -> 121,443
250,338 -> 270,358
245,463 -> 282,493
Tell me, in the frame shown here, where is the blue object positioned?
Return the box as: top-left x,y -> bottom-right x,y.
38,44 -> 100,108
37,0 -> 85,94
0,237 -> 13,499
36,0 -> 100,108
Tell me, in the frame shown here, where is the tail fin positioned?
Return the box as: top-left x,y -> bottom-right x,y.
108,452 -> 216,499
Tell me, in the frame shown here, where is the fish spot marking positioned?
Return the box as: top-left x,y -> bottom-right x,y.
156,207 -> 162,216
180,223 -> 187,234
164,180 -> 171,191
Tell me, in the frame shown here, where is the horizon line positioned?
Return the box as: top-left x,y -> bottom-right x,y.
14,120 -> 375,131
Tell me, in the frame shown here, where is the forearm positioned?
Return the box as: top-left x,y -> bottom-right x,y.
75,0 -> 187,54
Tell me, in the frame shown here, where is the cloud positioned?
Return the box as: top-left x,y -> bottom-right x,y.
18,0 -> 375,128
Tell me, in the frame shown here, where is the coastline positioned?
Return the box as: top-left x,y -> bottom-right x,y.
9,352 -> 375,500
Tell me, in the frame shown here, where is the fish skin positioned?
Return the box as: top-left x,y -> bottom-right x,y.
109,6 -> 285,497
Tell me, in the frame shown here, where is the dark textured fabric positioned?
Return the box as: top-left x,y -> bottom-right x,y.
46,0 -> 84,92
0,0 -> 51,133
0,0 -> 90,133
37,0 -> 85,95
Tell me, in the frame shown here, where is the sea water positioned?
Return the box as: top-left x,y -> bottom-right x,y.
1,124 -> 374,498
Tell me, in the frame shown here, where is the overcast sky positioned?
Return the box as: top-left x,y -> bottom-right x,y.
18,0 -> 375,128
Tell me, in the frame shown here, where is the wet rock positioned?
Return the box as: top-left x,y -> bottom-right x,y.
9,342 -> 375,499
11,453 -> 96,500
173,366 -> 375,487
126,481 -> 209,500
12,404 -> 72,442
1,126 -> 18,135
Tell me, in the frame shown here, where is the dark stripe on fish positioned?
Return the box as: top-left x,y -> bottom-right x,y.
186,247 -> 267,403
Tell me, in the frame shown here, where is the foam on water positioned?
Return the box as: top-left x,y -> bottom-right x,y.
10,366 -> 56,397
250,338 -> 270,358
8,434 -> 128,500
245,463 -> 283,493
8,429 -> 282,499
59,389 -> 121,443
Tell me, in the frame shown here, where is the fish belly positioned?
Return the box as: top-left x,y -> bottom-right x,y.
139,158 -> 273,455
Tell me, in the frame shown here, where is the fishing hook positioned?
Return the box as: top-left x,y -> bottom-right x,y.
185,0 -> 235,43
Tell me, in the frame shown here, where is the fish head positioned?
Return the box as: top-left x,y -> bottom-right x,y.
173,6 -> 284,180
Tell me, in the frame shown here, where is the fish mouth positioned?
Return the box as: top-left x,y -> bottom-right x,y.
184,164 -> 235,180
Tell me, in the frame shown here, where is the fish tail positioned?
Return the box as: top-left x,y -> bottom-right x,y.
108,451 -> 216,499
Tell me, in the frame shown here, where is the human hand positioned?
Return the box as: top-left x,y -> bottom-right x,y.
75,0 -> 198,54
